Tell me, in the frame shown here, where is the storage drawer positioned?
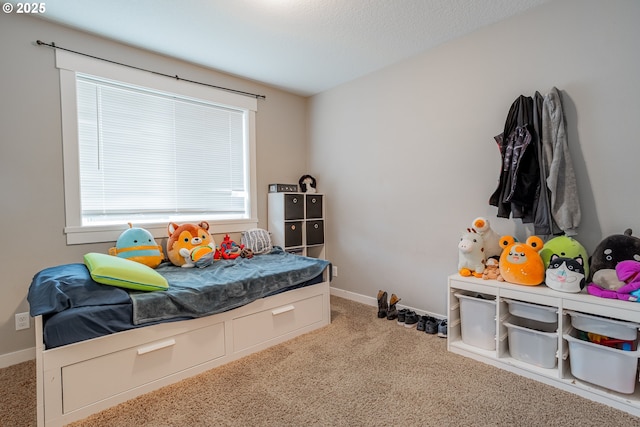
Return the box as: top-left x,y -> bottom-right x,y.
565,330 -> 640,394
567,310 -> 640,341
305,195 -> 323,219
306,220 -> 324,245
62,322 -> 225,413
284,221 -> 303,247
456,292 -> 496,350
504,317 -> 559,368
284,194 -> 304,220
504,299 -> 558,324
233,294 -> 324,352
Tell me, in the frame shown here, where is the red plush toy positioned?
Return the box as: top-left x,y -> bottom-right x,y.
219,234 -> 244,259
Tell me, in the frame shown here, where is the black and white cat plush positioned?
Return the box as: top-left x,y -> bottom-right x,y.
545,255 -> 586,293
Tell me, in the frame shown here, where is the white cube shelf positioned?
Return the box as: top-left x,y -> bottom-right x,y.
448,274 -> 640,418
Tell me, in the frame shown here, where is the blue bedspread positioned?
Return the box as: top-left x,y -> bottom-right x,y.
130,248 -> 329,324
29,248 -> 329,328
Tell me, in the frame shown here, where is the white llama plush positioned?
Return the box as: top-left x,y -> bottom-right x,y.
458,228 -> 486,278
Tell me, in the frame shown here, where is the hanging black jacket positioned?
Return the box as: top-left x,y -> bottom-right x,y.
489,95 -> 540,221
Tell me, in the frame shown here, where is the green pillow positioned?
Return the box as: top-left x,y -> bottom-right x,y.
84,252 -> 169,292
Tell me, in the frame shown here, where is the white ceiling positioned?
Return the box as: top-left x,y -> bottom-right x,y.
22,0 -> 550,96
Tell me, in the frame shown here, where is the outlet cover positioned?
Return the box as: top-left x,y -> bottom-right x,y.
15,312 -> 30,331
332,266 -> 338,277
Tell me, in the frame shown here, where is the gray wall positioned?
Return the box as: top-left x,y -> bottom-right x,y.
309,0 -> 640,315
0,13 -> 308,360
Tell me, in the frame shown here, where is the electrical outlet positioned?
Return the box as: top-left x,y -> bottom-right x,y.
332,265 -> 338,277
15,312 -> 30,331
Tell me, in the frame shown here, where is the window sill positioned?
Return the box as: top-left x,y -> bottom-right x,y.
64,219 -> 259,245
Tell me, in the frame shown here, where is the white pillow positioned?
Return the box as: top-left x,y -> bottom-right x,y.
241,228 -> 272,255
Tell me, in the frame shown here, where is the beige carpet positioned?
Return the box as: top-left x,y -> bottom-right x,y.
0,358 -> 36,427
3,296 -> 640,426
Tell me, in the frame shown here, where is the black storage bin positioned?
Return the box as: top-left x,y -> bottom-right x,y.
284,221 -> 303,247
284,194 -> 304,220
305,195 -> 323,219
306,220 -> 324,246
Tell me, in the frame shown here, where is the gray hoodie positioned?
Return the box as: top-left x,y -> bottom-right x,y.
540,87 -> 581,236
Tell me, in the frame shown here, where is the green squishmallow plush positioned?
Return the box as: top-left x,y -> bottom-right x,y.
539,235 -> 589,279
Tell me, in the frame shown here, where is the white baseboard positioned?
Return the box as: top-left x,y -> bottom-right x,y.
329,286 -> 445,319
0,347 -> 35,369
330,286 -> 377,307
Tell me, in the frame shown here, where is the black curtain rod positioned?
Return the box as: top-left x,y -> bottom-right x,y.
36,40 -> 266,100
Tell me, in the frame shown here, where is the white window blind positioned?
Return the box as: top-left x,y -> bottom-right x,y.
76,75 -> 248,226
56,49 -> 258,244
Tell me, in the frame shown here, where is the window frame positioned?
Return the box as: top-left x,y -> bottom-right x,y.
57,50 -> 258,244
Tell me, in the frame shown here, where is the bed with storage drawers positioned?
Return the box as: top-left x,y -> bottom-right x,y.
29,248 -> 331,427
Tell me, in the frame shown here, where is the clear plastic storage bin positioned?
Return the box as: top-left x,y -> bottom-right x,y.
455,293 -> 496,351
564,329 -> 640,394
566,311 -> 640,341
504,317 -> 559,368
504,299 -> 558,323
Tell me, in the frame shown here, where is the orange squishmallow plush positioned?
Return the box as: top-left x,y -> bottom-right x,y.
167,222 -> 216,268
498,235 -> 545,286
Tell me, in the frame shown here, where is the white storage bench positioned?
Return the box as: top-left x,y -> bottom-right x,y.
36,280 -> 331,427
448,274 -> 640,417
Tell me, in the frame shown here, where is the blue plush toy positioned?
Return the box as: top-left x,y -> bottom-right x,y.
109,223 -> 164,268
